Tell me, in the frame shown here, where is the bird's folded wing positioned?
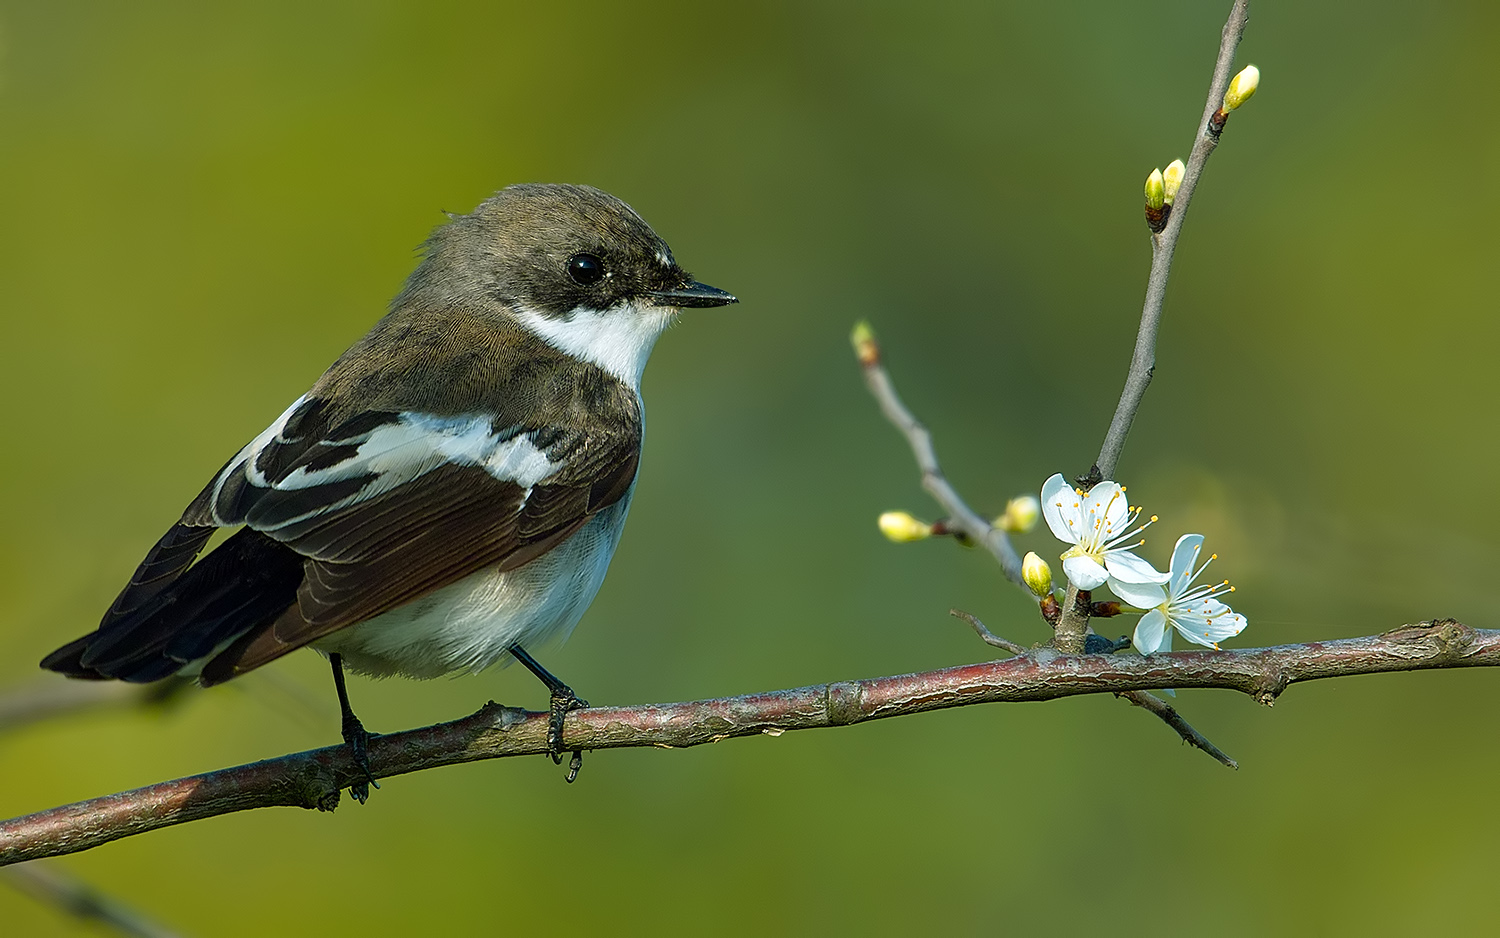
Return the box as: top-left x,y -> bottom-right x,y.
177,396 -> 638,683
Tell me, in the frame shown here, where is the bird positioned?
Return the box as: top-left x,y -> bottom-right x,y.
40,183 -> 737,798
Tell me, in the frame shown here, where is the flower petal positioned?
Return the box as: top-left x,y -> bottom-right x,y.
1041,473 -> 1082,545
1085,481 -> 1130,541
1133,609 -> 1167,655
1169,534 -> 1205,595
1108,577 -> 1166,609
1062,553 -> 1109,590
1170,600 -> 1246,647
1103,549 -> 1170,585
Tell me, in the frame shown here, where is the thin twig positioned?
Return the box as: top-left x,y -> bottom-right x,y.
857,337 -> 1025,587
2,862 -> 186,938
3,619 -> 1493,866
949,609 -> 1028,655
1093,0 -> 1251,481
1119,690 -> 1237,769
0,679 -> 190,734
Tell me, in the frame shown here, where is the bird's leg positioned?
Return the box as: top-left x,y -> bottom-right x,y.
330,653 -> 380,803
509,644 -> 587,781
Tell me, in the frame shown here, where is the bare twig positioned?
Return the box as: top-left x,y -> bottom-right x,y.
856,336 -> 1025,587
2,862 -> 185,938
1119,690 -> 1238,769
3,619 -> 1492,866
1094,0 -> 1252,480
0,679 -> 190,734
949,609 -> 1028,655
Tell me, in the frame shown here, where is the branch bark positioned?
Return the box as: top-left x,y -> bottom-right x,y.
4,619 -> 1493,867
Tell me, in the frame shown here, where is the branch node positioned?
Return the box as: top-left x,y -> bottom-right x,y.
825,681 -> 866,726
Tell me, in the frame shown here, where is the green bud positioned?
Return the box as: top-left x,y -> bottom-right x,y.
1223,65 -> 1260,111
1022,551 -> 1054,599
996,496 -> 1040,535
851,321 -> 879,367
879,511 -> 932,543
1162,159 -> 1185,206
1144,169 -> 1166,210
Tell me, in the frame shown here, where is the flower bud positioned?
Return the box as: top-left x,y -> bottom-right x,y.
996,495 -> 1040,534
1021,551 -> 1054,598
851,320 -> 879,367
1223,65 -> 1260,111
1144,168 -> 1165,210
1144,168 -> 1168,233
1162,159 -> 1185,206
878,511 -> 932,543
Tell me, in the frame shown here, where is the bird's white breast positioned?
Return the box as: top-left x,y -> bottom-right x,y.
314,492 -> 634,679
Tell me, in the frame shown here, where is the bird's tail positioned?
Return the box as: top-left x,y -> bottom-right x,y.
40,527 -> 304,684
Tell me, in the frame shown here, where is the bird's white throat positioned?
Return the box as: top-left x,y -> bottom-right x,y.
513,302 -> 676,390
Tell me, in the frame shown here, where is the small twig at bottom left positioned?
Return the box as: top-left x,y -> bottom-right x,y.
3,861 -> 187,938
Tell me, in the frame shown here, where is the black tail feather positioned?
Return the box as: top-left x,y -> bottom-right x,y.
40,527 -> 305,683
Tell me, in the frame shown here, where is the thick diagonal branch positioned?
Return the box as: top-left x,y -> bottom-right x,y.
4,619 -> 1493,867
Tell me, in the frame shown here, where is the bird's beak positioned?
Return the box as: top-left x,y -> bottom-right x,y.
648,281 -> 738,308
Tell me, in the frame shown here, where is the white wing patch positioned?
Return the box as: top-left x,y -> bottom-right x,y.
212,406 -> 564,529
213,394 -> 308,517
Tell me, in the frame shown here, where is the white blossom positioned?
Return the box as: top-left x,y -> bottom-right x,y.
1040,474 -> 1169,591
1111,534 -> 1248,655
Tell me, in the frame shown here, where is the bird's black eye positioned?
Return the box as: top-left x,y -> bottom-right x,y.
567,252 -> 606,286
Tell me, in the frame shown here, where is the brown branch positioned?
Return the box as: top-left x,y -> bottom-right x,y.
4,619 -> 1492,867
950,607 -> 1236,766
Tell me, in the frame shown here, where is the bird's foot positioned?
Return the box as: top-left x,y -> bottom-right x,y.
508,645 -> 588,783
548,687 -> 588,783
340,711 -> 381,804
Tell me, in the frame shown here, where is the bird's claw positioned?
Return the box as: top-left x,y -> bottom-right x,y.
547,687 -> 588,781
341,713 -> 381,804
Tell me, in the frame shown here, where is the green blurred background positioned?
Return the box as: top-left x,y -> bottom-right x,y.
2,1 -> 1497,934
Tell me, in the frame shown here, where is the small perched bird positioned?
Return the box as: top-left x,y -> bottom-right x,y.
41,184 -> 736,797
